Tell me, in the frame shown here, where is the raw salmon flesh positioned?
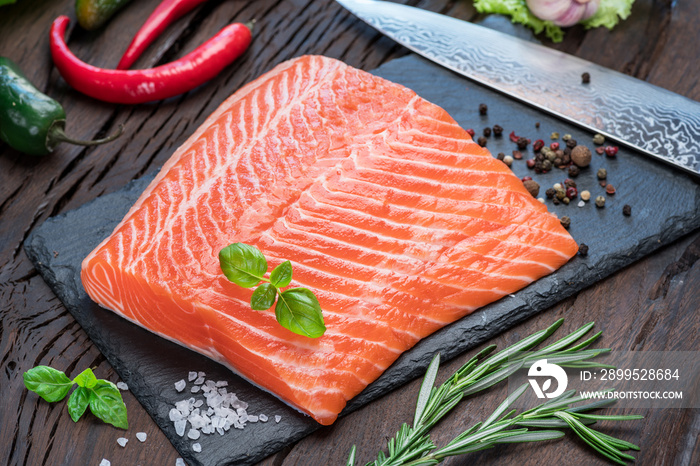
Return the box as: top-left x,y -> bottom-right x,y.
81,55 -> 578,425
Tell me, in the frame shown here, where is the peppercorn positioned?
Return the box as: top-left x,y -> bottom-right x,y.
551,132 -> 559,140
580,190 -> 591,201
542,159 -> 552,171
552,197 -> 560,205
521,176 -> 533,182
571,145 -> 592,167
523,179 -> 540,197
564,179 -> 577,188
555,149 -> 564,159
599,180 -> 607,187
483,127 -> 492,137
555,188 -> 566,200
578,243 -> 589,256
605,145 -> 619,157
560,216 -> 571,229
568,165 -> 580,177
545,188 -> 556,199
554,157 -> 562,166
623,204 -> 632,216
582,72 -> 590,84
566,138 -> 577,149
550,142 -> 560,150
593,133 -> 605,145
596,147 -> 605,155
503,155 -> 513,167
561,152 -> 571,165
512,150 -> 523,160
526,158 -> 536,169
562,197 -> 570,205
535,122 -> 540,128
606,184 -> 616,195
497,152 -> 505,161
479,103 -> 488,115
477,136 -> 487,147
597,168 -> 607,179
546,151 -> 557,162
566,186 -> 578,199
492,124 -> 503,136
533,139 -> 544,152
517,137 -> 529,150
562,134 -> 572,141
466,128 -> 475,137
595,195 -> 606,208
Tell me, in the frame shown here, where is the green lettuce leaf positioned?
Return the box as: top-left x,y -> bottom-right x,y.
581,0 -> 635,30
473,0 -> 635,42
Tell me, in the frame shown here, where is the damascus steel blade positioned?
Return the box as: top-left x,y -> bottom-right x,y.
336,0 -> 700,176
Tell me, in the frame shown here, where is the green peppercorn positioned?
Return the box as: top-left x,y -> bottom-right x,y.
595,195 -> 606,208
593,133 -> 605,145
597,168 -> 607,180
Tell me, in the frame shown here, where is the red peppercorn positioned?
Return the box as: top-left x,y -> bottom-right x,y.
566,186 -> 578,198
550,142 -> 560,150
595,147 -> 605,155
606,184 -> 616,195
605,145 -> 619,157
526,158 -> 536,169
521,176 -> 532,182
512,150 -> 523,160
466,128 -> 475,137
533,139 -> 544,152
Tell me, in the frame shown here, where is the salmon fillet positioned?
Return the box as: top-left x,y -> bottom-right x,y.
81,55 -> 578,425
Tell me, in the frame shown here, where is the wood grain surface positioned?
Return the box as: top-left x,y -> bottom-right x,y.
1,1 -> 698,465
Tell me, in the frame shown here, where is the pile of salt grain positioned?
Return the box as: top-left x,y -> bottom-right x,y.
169,371 -> 281,453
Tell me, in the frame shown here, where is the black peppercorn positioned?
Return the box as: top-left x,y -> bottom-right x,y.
497,152 -> 505,160
492,124 -> 503,136
582,72 -> 591,84
560,216 -> 571,229
477,136 -> 487,147
535,122 -> 540,128
483,127 -> 492,137
517,137 -> 529,150
568,165 -> 580,177
566,138 -> 577,149
479,103 -> 488,115
545,187 -> 556,199
578,243 -> 589,256
623,204 -> 632,216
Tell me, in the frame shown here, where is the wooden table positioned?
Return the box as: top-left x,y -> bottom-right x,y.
1,1 -> 698,465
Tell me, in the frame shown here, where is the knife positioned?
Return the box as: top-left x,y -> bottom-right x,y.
336,0 -> 700,177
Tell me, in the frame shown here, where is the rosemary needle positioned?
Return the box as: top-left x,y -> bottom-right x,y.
349,320 -> 642,466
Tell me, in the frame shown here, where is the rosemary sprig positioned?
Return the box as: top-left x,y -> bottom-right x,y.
348,320 -> 641,466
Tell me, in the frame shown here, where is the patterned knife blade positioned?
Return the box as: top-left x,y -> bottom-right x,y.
336,0 -> 700,177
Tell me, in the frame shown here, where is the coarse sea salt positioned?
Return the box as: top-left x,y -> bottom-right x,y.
175,379 -> 186,392
116,437 -> 128,447
116,382 -> 129,391
100,460 -> 110,466
136,432 -> 147,442
192,443 -> 202,453
275,415 -> 282,423
176,458 -> 186,466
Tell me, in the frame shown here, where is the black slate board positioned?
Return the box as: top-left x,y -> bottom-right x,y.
25,54 -> 700,466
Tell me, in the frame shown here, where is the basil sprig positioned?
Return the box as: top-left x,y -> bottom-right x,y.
219,243 -> 326,338
23,366 -> 128,429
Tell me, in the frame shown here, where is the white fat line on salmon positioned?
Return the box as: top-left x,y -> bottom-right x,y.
280,204 -> 562,274
323,171 -> 572,243
265,224 -> 532,297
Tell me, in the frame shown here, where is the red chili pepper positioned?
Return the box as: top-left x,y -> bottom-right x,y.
117,0 -> 208,70
49,15 -> 252,105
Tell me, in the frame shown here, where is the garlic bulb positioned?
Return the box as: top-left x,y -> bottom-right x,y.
526,0 -> 601,27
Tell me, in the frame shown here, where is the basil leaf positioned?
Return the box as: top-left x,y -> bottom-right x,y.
270,260 -> 293,288
73,368 -> 98,388
23,366 -> 74,402
219,243 -> 268,288
89,380 -> 128,429
275,287 -> 326,338
251,283 -> 277,310
67,386 -> 90,422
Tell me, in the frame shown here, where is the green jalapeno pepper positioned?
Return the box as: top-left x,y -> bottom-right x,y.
75,0 -> 133,30
0,57 -> 122,156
